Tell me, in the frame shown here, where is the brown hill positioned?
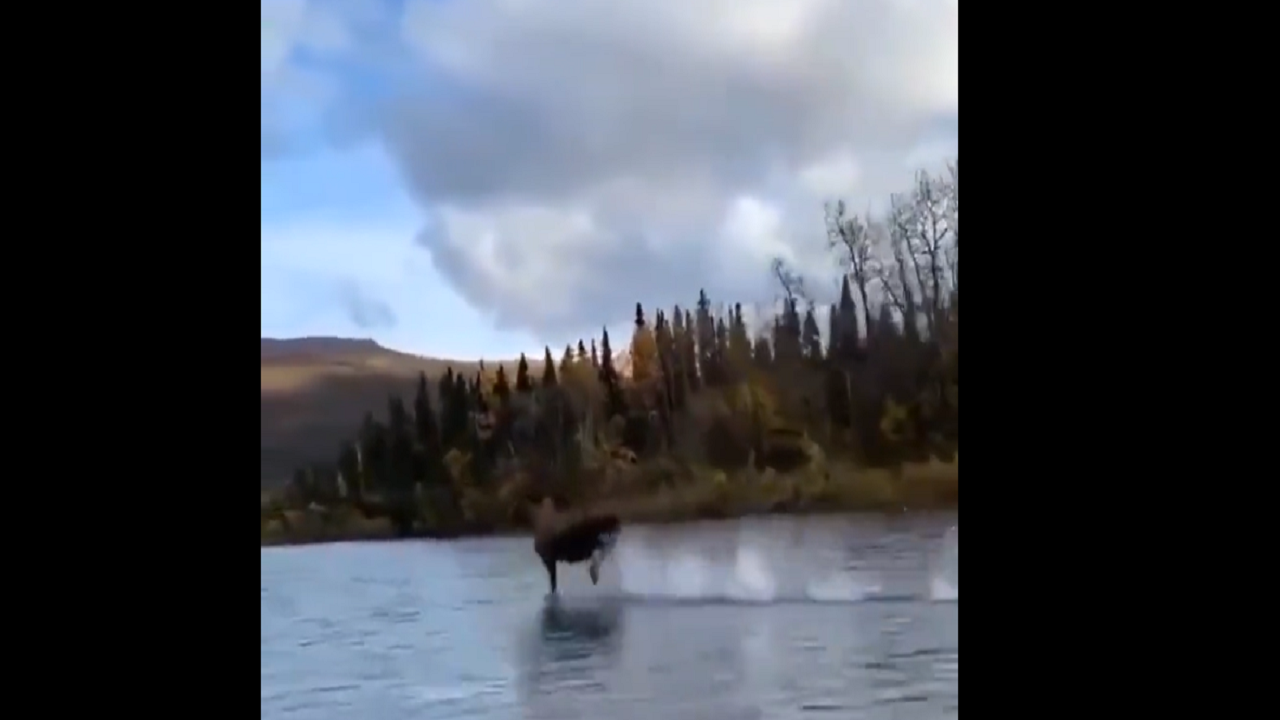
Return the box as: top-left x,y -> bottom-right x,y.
261,337 -> 498,487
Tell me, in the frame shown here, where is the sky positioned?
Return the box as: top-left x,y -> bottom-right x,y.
260,0 -> 958,360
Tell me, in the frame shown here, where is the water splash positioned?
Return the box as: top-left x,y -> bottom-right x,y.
614,538 -> 878,604
930,575 -> 958,602
805,571 -> 882,602
930,524 -> 959,602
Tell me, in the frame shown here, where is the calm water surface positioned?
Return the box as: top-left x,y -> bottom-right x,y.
261,514 -> 958,720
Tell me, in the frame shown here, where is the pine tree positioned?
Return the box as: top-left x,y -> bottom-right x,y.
654,310 -> 683,411
598,327 -> 627,419
710,315 -> 729,385
541,346 -> 558,388
515,353 -> 533,393
630,301 -> 658,385
560,344 -> 574,377
838,275 -> 860,345
802,303 -> 824,362
413,371 -> 439,450
773,298 -> 803,364
469,371 -> 484,408
695,289 -> 715,385
409,372 -> 448,492
386,394 -> 414,490
827,302 -> 842,359
728,302 -> 752,368
493,364 -> 511,406
681,309 -> 700,391
451,373 -> 471,444
437,368 -> 461,449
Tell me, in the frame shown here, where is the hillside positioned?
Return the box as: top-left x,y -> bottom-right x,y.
261,337 -> 495,486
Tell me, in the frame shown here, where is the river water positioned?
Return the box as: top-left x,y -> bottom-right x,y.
261,513 -> 958,720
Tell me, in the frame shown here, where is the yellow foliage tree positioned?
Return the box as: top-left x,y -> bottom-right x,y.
630,303 -> 660,386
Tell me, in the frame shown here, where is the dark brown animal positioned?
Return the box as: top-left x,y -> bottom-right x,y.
532,498 -> 622,593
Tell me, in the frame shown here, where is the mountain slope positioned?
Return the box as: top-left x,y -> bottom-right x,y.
260,337 -> 489,486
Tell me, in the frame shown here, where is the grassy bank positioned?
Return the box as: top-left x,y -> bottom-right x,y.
260,458 -> 957,547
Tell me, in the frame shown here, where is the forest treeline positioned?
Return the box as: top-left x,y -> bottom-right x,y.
264,160 -> 958,538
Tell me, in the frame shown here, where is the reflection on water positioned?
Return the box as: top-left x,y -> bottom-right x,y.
539,596 -> 625,641
262,514 -> 957,720
519,597 -> 627,715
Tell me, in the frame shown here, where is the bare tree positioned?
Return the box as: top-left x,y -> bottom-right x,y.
942,160 -> 958,292
906,169 -> 952,334
882,194 -> 922,340
826,200 -> 877,341
769,256 -> 809,305
868,163 -> 958,342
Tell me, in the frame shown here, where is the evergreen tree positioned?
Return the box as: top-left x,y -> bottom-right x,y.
386,394 -> 415,491
772,298 -> 803,364
727,302 -> 752,369
437,369 -> 459,449
838,274 -> 860,346
410,372 -> 446,490
413,372 -> 440,450
541,346 -> 558,388
560,344 -> 574,377
695,289 -> 715,385
802,304 -> 824,362
827,303 -> 842,359
515,353 -> 533,393
681,309 -> 700,391
493,365 -> 511,407
631,301 -> 658,385
437,367 -> 455,441
450,373 -> 471,446
711,316 -> 730,384
598,327 -> 628,419
654,310 -> 683,411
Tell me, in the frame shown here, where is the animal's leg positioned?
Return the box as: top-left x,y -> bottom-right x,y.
588,530 -> 618,585
542,555 -> 558,593
588,547 -> 603,585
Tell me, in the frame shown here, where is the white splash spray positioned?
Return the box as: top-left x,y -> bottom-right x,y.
930,525 -> 959,602
613,536 -> 879,604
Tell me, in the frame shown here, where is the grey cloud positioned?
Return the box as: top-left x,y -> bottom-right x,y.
336,280 -> 398,329
269,0 -> 958,338
382,0 -> 957,205
420,215 -> 727,338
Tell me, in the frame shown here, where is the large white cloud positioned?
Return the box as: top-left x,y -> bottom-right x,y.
262,0 -> 958,340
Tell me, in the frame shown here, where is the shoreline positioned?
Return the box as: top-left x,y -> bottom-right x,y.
261,460 -> 958,549
260,505 -> 959,549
